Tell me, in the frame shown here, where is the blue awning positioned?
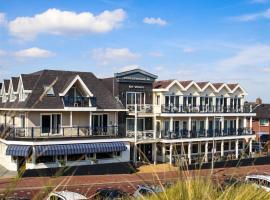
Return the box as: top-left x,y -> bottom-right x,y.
6,145 -> 32,157
36,142 -> 127,156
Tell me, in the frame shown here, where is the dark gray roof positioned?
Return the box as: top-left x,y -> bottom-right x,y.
11,77 -> 19,92
3,80 -> 10,93
0,69 -> 124,109
252,104 -> 270,119
115,68 -> 158,79
21,74 -> 40,90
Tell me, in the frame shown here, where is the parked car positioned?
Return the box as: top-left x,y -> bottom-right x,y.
133,185 -> 163,198
245,175 -> 270,192
91,188 -> 129,200
46,191 -> 88,200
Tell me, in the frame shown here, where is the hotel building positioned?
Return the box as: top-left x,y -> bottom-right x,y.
0,69 -> 256,172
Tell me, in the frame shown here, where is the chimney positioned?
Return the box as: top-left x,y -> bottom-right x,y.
256,97 -> 262,104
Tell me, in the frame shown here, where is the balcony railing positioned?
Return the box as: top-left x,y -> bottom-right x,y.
62,96 -> 97,107
126,130 -> 155,140
161,104 -> 252,114
0,125 -> 119,140
159,128 -> 253,139
126,104 -> 153,113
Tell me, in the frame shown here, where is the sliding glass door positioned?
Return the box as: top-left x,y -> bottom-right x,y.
41,114 -> 61,134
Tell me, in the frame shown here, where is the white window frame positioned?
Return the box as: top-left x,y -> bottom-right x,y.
40,113 -> 63,135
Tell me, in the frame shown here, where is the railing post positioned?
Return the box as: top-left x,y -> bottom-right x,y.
77,126 -> 79,136
62,127 -> 64,136
31,127 -> 34,139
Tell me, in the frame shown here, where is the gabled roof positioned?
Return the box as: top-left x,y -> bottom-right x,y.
5,69 -> 124,110
3,80 -> 10,93
115,68 -> 158,79
11,77 -> 19,92
21,74 -> 40,90
227,83 -> 238,90
153,80 -> 174,89
196,82 -> 209,89
212,83 -> 223,90
179,80 -> 192,88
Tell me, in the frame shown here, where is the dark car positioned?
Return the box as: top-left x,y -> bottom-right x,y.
91,189 -> 129,200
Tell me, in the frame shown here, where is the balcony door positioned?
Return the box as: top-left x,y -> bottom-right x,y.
41,114 -> 61,135
165,96 -> 179,107
92,114 -> 108,134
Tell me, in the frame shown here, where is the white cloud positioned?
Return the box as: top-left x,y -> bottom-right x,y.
0,13 -> 6,26
143,17 -> 167,26
91,48 -> 139,65
176,69 -> 195,76
183,47 -> 196,53
14,47 -> 55,58
8,8 -> 126,40
219,44 -> 270,67
119,65 -> 140,72
231,8 -> 270,21
262,67 -> 270,72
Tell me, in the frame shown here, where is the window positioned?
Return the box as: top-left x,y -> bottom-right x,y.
156,95 -> 160,105
96,152 -> 114,159
87,153 -> 94,159
260,119 -> 269,126
44,86 -> 55,97
126,118 -> 144,132
114,152 -> 121,157
67,154 -> 85,161
36,156 -> 56,163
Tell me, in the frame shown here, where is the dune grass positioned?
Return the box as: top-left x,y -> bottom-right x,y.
143,177 -> 270,200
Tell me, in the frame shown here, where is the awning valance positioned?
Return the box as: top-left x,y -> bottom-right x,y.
36,142 -> 127,156
6,145 -> 32,157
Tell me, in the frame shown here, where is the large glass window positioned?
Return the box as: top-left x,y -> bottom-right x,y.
92,114 -> 108,133
41,114 -> 61,134
67,154 -> 85,161
126,92 -> 145,105
126,118 -> 144,132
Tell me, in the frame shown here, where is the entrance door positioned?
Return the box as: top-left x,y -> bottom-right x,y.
138,144 -> 152,162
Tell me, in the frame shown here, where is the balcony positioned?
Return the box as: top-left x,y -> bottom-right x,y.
126,130 -> 155,140
62,96 -> 97,107
159,128 -> 253,139
0,125 -> 119,140
126,104 -> 153,113
161,104 -> 252,114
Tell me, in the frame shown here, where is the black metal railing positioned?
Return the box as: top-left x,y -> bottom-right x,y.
62,96 -> 97,107
161,104 -> 252,113
0,124 -> 118,140
126,104 -> 153,113
160,128 -> 253,139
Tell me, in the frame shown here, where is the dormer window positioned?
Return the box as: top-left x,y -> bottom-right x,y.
44,86 -> 55,97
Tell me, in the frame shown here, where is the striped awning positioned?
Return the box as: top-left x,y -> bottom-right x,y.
6,145 -> 32,157
36,142 -> 127,156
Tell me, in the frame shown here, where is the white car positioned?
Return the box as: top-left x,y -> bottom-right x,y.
245,175 -> 270,192
46,191 -> 88,200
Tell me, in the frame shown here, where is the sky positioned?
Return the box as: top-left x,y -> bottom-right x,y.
0,0 -> 270,101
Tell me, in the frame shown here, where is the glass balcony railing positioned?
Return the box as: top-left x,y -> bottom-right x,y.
0,125 -> 119,140
159,128 -> 253,139
62,96 -> 97,107
161,104 -> 252,114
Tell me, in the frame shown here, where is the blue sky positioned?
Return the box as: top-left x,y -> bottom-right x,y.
1,0 -> 270,101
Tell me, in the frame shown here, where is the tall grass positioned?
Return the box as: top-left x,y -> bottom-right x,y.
144,177 -> 270,200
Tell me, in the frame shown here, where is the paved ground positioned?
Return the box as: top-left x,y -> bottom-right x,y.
0,164 -> 270,199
